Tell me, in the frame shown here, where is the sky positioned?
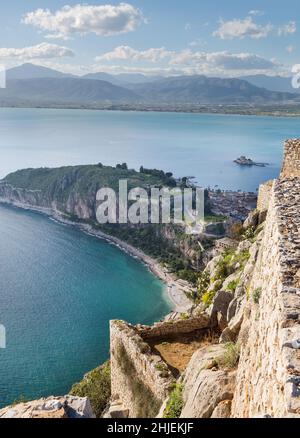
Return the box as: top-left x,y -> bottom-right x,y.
0,0 -> 299,77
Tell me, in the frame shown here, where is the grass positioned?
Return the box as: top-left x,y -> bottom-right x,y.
253,288 -> 262,304
217,343 -> 240,369
163,384 -> 184,418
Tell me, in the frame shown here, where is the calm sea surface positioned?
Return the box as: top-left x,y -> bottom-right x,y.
0,108 -> 299,407
0,204 -> 171,407
0,108 -> 300,191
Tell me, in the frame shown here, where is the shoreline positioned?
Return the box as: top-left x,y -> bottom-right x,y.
0,199 -> 194,313
1,105 -> 300,118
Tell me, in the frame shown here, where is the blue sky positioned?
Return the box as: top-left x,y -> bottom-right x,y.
0,0 -> 299,76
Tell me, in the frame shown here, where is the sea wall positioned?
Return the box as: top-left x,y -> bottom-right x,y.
232,177 -> 300,417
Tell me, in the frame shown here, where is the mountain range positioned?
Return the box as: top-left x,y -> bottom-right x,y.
0,63 -> 299,107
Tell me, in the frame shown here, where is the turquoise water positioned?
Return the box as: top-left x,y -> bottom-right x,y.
0,108 -> 300,191
0,204 -> 171,407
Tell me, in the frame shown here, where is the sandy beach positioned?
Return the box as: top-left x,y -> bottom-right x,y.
0,199 -> 194,313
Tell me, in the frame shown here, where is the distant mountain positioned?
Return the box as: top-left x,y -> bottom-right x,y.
82,72 -> 125,86
83,71 -> 163,85
130,75 -> 298,104
114,73 -> 163,84
0,67 -> 299,107
6,63 -> 72,80
0,77 -> 141,104
239,75 -> 299,94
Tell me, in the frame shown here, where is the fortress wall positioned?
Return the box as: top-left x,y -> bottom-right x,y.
110,320 -> 175,418
257,180 -> 274,213
281,139 -> 300,179
139,314 -> 211,340
232,178 -> 300,418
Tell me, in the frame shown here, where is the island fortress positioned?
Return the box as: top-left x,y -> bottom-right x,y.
0,140 -> 300,419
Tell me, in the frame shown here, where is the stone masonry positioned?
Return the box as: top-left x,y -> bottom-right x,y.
231,140 -> 300,418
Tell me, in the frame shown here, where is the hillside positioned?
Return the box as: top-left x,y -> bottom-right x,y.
0,77 -> 141,104
1,64 -> 299,107
240,74 -> 299,94
129,75 -> 298,104
6,63 -> 72,80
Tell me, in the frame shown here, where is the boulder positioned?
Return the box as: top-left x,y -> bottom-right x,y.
181,345 -> 236,418
211,400 -> 232,418
209,291 -> 233,329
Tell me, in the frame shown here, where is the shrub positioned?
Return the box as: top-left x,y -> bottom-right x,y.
197,271 -> 210,297
202,290 -> 216,307
217,343 -> 240,369
227,279 -> 240,293
253,287 -> 262,304
163,384 -> 184,418
243,226 -> 255,241
69,361 -> 111,418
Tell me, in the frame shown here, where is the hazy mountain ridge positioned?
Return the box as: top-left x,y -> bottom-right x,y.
1,63 -> 299,106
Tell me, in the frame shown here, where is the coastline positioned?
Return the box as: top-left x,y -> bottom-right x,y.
1,104 -> 300,118
0,199 -> 194,313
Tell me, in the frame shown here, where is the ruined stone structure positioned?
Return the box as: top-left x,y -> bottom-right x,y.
257,179 -> 273,213
281,139 -> 300,179
109,316 -> 211,418
232,177 -> 300,417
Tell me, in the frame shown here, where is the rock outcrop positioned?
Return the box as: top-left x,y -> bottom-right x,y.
0,396 -> 95,419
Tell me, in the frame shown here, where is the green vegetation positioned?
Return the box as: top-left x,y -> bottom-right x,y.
217,343 -> 240,369
69,362 -> 111,418
243,226 -> 255,241
204,215 -> 228,223
163,384 -> 184,418
253,287 -> 262,304
201,290 -> 216,307
227,278 -> 240,293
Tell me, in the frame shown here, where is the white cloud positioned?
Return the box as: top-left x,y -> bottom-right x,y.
22,3 -> 144,39
0,43 -> 74,60
248,10 -> 264,17
95,46 -> 173,63
213,17 -> 272,40
278,21 -> 297,36
185,22 -> 191,31
93,45 -> 283,77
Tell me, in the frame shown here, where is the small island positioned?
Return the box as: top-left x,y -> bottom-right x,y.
234,156 -> 268,167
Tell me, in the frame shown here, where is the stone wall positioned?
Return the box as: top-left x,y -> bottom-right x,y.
110,320 -> 175,418
232,177 -> 300,418
281,139 -> 300,179
257,180 -> 274,213
139,314 -> 210,340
